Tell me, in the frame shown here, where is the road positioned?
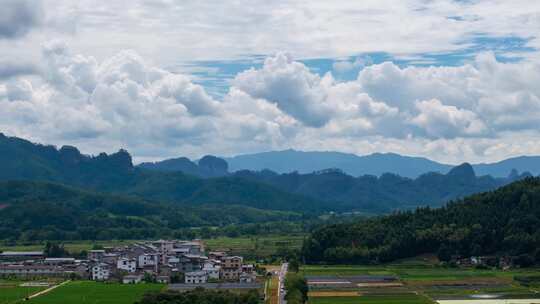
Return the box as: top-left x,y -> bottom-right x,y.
277,262 -> 288,304
27,280 -> 71,300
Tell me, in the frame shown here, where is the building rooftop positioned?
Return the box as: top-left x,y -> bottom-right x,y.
0,251 -> 44,256
185,271 -> 207,276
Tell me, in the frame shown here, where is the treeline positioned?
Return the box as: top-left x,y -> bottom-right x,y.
302,178 -> 540,265
135,288 -> 260,304
284,273 -> 308,304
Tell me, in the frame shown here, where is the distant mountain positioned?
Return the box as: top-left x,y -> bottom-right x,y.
303,177 -> 540,265
0,133 -> 325,212
225,149 -> 540,178
233,163 -> 529,213
138,155 -> 228,178
225,150 -> 451,178
0,133 -> 531,214
474,156 -> 540,177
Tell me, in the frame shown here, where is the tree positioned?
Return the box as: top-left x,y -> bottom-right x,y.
289,258 -> 300,273
44,241 -> 67,257
437,244 -> 453,263
284,273 -> 308,304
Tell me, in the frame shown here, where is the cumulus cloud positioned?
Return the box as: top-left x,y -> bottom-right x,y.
411,99 -> 488,138
0,0 -> 43,39
1,43 -> 540,164
233,53 -> 334,127
0,42 -> 298,160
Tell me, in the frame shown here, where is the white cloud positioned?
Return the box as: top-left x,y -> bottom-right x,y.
1,25 -> 540,165
233,53 -> 334,127
411,99 -> 488,138
1,0 -> 538,70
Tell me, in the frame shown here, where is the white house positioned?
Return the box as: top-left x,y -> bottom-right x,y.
122,274 -> 143,284
91,263 -> 110,281
202,263 -> 220,280
138,254 -> 157,268
185,271 -> 208,284
117,258 -> 137,273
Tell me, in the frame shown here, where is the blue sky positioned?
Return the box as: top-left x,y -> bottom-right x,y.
184,35 -> 537,97
1,0 -> 540,164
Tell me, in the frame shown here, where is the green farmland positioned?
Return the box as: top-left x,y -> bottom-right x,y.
204,235 -> 305,257
0,282 -> 46,304
309,294 -> 433,304
302,260 -> 540,304
23,281 -> 164,304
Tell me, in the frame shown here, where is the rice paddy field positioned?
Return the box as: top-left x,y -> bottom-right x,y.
204,235 -> 305,257
0,281 -> 47,304
303,258 -> 540,304
0,281 -> 164,304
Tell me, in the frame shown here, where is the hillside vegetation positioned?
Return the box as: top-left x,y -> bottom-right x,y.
0,181 -> 303,241
302,177 -> 540,265
234,163 -> 527,212
0,133 -> 325,212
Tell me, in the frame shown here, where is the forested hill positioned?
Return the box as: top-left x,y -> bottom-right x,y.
233,164 -> 529,212
0,181 -> 303,241
302,177 -> 540,265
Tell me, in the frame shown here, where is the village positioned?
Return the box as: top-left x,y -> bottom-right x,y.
0,240 -> 260,287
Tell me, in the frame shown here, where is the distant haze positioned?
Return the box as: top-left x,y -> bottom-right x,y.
225,150 -> 540,178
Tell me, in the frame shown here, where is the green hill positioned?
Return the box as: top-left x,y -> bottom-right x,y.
0,180 -> 303,241
302,177 -> 540,265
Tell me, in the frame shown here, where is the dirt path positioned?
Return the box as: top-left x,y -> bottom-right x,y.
25,280 -> 71,300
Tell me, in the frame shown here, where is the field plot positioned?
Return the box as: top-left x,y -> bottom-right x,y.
437,300 -> 540,304
302,263 -> 540,304
204,235 -> 305,257
0,240 -> 136,254
0,281 -> 46,304
24,281 -> 164,304
309,294 -> 433,303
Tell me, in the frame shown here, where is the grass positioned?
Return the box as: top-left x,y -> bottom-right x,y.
0,240 -> 137,254
308,294 -> 434,304
24,281 -> 164,304
0,285 -> 45,304
204,235 -> 305,257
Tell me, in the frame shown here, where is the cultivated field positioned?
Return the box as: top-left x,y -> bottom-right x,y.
0,240 -> 137,255
204,235 -> 305,258
303,259 -> 540,304
0,281 -> 46,304
22,281 -> 164,304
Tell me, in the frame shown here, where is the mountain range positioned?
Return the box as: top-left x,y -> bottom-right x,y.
224,150 -> 540,178
0,133 -> 533,214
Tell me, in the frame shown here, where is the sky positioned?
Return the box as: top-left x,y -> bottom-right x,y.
1,0 -> 540,164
